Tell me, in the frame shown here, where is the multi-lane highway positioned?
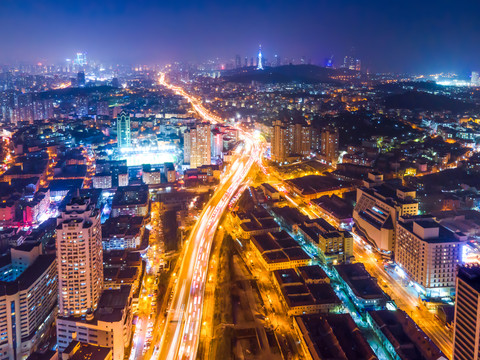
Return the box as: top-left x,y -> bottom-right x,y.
139,73 -> 262,360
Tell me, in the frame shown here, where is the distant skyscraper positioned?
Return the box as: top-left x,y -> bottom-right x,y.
111,77 -> 120,88
77,71 -> 86,87
235,54 -> 241,69
257,45 -> 264,70
56,196 -> 103,316
244,56 -> 248,68
343,56 -> 361,71
74,52 -> 87,66
275,54 -> 281,67
185,122 -> 211,168
117,111 -> 131,148
321,126 -> 339,166
472,71 -> 480,86
453,266 -> 480,360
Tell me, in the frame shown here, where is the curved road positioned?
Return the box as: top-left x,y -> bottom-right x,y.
147,74 -> 262,360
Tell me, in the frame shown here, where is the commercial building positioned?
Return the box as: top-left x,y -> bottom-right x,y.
92,173 -> 112,189
299,218 -> 353,264
312,194 -> 354,229
0,243 -> 56,360
396,216 -> 464,297
111,186 -> 149,217
250,231 -> 312,271
453,266 -> 480,360
142,168 -> 161,185
367,310 -> 445,360
334,263 -> 389,310
56,197 -> 103,317
260,183 -> 280,201
102,216 -> 145,250
353,172 -> 418,258
61,341 -> 112,360
164,163 -> 176,183
57,285 -> 133,360
273,267 -> 341,315
294,314 -> 376,360
285,175 -> 354,201
235,208 -> 281,238
116,111 -> 131,149
184,122 -> 211,168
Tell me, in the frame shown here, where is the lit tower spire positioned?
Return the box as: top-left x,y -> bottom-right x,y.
257,44 -> 264,70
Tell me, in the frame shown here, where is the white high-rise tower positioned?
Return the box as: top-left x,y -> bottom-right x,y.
56,196 -> 103,317
257,45 -> 264,70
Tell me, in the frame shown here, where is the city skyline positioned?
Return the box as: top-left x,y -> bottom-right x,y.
0,0 -> 479,74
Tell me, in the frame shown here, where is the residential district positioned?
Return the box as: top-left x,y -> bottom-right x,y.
1,52 -> 480,360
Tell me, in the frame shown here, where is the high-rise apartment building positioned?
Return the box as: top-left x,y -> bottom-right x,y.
271,120 -> 288,163
211,129 -> 223,160
0,243 -> 56,360
56,197 -> 103,317
116,111 -> 131,149
396,216 -> 464,297
453,266 -> 480,360
271,120 -> 311,163
320,126 -> 339,166
56,197 -> 135,359
185,122 -> 211,168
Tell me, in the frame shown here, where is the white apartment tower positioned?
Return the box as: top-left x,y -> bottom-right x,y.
56,197 -> 103,317
186,122 -> 211,168
396,216 -> 464,298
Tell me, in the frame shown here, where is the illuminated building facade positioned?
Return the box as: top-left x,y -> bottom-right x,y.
0,244 -> 56,360
320,126 -> 339,167
185,122 -> 211,168
453,266 -> 480,360
270,120 -> 311,163
396,216 -> 464,297
56,197 -> 103,317
116,111 -> 131,149
353,173 -> 418,257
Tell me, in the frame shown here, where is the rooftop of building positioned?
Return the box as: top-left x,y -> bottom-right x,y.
286,175 -> 353,195
398,216 -> 462,243
63,340 -> 112,360
368,310 -> 444,360
102,215 -> 144,238
271,206 -> 309,226
334,263 -> 387,301
261,182 -> 279,193
361,183 -> 418,206
0,254 -> 55,296
295,314 -> 377,360
48,178 -> 84,192
112,185 -> 149,207
312,194 -> 353,220
457,265 -> 480,293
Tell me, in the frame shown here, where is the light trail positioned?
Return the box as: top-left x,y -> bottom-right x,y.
145,73 -> 262,360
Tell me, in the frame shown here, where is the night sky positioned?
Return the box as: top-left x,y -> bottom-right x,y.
0,0 -> 479,74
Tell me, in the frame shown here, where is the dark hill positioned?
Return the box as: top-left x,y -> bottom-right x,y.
384,90 -> 475,112
222,65 -> 351,84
